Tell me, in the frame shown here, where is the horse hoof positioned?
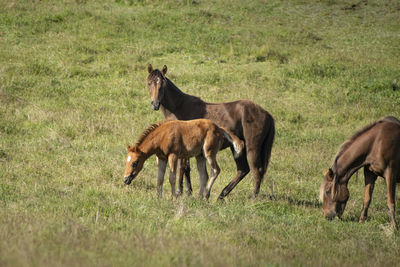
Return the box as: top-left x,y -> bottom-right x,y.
217,196 -> 225,202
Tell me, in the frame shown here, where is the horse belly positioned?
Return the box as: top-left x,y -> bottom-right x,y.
178,143 -> 203,158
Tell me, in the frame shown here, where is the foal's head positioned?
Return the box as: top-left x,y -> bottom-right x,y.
123,145 -> 146,185
319,168 -> 350,220
146,64 -> 168,110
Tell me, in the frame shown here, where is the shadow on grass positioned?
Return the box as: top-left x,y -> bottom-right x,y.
257,193 -> 322,208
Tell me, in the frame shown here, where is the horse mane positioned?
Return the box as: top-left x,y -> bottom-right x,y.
134,121 -> 164,147
331,116 -> 399,173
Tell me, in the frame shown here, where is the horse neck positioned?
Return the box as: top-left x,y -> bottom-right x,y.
161,78 -> 185,112
161,78 -> 206,120
137,131 -> 160,159
333,141 -> 369,183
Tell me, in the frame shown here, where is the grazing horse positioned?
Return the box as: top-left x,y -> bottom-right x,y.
146,64 -> 275,199
123,119 -> 244,198
320,116 -> 400,228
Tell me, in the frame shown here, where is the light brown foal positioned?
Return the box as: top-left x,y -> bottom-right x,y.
124,119 -> 244,199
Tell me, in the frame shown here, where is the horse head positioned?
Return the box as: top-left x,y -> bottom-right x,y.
124,144 -> 146,185
320,168 -> 350,220
146,64 -> 168,110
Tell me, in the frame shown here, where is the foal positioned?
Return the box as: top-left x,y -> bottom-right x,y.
123,119 -> 244,198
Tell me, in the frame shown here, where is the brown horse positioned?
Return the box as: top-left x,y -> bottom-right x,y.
320,116 -> 400,228
123,119 -> 244,198
146,64 -> 275,199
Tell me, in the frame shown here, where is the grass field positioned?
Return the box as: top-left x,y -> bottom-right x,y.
1,0 -> 400,266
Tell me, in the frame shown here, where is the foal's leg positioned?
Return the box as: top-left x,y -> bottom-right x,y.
196,155 -> 208,197
205,154 -> 221,200
218,147 -> 250,200
168,154 -> 178,198
176,158 -> 192,197
359,167 -> 377,223
183,158 -> 193,196
385,166 -> 398,229
157,157 -> 167,198
176,159 -> 185,196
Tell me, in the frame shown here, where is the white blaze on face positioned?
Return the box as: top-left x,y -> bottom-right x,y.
127,156 -> 131,163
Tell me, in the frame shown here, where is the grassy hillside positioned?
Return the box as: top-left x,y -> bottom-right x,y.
1,0 -> 400,266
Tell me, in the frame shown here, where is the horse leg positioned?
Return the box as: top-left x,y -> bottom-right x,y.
183,158 -> 193,196
176,159 -> 184,196
385,166 -> 398,229
218,148 -> 250,200
246,147 -> 266,198
196,155 -> 208,197
157,157 -> 167,198
168,154 -> 178,198
359,167 -> 377,223
204,154 -> 221,200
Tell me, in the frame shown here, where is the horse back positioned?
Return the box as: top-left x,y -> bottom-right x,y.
366,120 -> 400,177
204,100 -> 272,137
374,121 -> 400,160
158,119 -> 219,157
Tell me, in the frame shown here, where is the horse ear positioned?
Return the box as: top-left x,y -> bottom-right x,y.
326,168 -> 334,181
147,64 -> 153,74
161,65 -> 167,75
126,144 -> 132,151
131,146 -> 143,154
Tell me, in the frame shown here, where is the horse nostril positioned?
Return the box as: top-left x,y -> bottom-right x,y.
325,211 -> 336,221
151,101 -> 160,110
124,176 -> 131,185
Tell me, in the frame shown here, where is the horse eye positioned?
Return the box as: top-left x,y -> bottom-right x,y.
147,82 -> 152,87
131,161 -> 138,168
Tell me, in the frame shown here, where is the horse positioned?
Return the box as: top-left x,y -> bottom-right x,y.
146,64 -> 275,199
319,116 -> 400,228
123,119 -> 244,198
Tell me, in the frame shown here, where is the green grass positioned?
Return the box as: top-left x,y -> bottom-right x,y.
1,0 -> 400,265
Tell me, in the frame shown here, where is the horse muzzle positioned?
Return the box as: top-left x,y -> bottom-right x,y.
124,174 -> 135,185
151,101 -> 160,110
325,211 -> 336,221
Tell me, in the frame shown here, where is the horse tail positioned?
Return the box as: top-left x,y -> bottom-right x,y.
261,114 -> 275,173
220,127 -> 244,158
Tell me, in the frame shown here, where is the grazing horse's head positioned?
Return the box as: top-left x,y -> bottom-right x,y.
146,64 -> 168,111
319,168 -> 350,220
123,145 -> 146,185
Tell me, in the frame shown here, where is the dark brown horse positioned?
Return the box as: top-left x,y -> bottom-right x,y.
146,64 -> 275,199
320,116 -> 400,228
